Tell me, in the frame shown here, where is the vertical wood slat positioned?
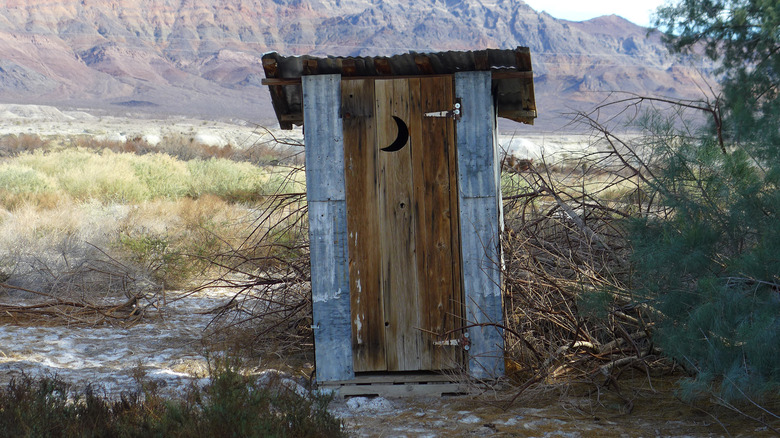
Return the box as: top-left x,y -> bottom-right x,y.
446,77 -> 466,371
303,75 -> 354,382
412,76 -> 462,369
343,80 -> 386,372
455,71 -> 505,380
407,77 -> 431,370
377,78 -> 424,371
304,75 -> 346,203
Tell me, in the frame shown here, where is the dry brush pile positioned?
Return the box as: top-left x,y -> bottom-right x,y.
501,135 -> 659,394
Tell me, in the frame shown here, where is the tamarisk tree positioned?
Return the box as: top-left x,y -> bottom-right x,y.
629,0 -> 780,401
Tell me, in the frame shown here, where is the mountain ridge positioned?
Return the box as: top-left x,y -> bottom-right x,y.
0,0 -> 713,130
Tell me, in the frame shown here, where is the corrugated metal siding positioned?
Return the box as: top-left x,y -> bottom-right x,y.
263,47 -> 536,129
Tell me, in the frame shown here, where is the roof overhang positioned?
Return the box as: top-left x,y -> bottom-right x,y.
262,47 -> 537,130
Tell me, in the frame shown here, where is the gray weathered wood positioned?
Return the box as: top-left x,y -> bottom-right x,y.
303,74 -> 354,382
458,197 -> 504,380
455,71 -> 505,380
455,71 -> 498,199
303,75 -> 346,202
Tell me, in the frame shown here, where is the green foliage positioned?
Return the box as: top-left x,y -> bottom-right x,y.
654,0 -> 780,154
115,215 -> 224,288
577,289 -> 613,321
130,153 -> 190,199
0,365 -> 344,438
117,232 -> 184,285
623,0 -> 780,403
628,128 -> 780,401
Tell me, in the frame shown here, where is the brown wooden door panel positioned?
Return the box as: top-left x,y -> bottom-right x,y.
376,78 -> 424,371
413,76 -> 463,369
343,79 -> 386,372
345,76 -> 463,373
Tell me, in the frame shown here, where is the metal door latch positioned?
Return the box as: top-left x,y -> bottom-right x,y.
424,99 -> 462,121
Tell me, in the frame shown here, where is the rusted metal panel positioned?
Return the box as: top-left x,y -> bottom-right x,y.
303,75 -> 354,382
455,71 -> 505,380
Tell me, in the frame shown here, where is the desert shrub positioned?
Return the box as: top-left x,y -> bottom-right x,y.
113,198 -> 242,288
0,196 -> 250,304
12,149 -> 150,203
0,164 -> 56,194
130,153 -> 190,199
199,186 -> 312,361
500,152 -> 646,386
0,149 -> 283,206
0,164 -> 61,209
0,363 -> 344,438
0,201 -> 150,299
0,133 -> 51,156
186,158 -> 268,202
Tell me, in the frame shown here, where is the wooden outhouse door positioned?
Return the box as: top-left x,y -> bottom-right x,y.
342,76 -> 464,373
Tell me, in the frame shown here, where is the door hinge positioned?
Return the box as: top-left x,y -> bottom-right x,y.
433,332 -> 470,350
424,99 -> 462,121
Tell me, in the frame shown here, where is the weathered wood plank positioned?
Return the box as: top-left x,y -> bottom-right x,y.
458,196 -> 505,380
455,71 -> 505,380
377,78 -> 423,372
446,80 -> 466,373
329,382 -> 468,398
323,373 -> 458,385
413,76 -> 462,370
303,75 -> 346,202
454,72 -> 497,199
407,77 -> 434,371
308,200 -> 354,382
302,74 -> 354,382
342,79 -> 386,372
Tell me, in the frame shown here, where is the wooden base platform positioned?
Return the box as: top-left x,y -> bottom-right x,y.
319,372 -> 470,398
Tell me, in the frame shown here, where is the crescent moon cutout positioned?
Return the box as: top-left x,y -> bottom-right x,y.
380,116 -> 409,152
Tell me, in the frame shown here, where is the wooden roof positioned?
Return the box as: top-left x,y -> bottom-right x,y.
261,47 -> 537,129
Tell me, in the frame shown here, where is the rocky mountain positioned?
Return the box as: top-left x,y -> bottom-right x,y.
0,0 -> 713,130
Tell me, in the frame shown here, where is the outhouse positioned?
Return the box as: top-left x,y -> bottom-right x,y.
262,48 -> 536,388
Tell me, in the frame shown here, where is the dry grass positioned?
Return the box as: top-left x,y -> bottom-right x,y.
0,133 -> 303,326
